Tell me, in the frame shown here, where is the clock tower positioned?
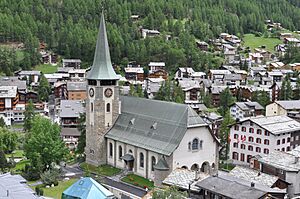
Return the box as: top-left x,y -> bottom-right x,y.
85,12 -> 120,166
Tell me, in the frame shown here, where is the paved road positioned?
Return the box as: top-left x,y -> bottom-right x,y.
61,163 -> 84,177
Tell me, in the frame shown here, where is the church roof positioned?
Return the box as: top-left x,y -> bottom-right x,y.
105,96 -> 207,156
87,12 -> 119,80
154,156 -> 170,171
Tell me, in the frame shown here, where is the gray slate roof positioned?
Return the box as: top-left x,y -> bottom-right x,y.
61,128 -> 81,136
60,100 -> 85,118
105,96 -> 207,156
87,12 -> 119,80
0,77 -> 27,91
276,100 -> 300,110
0,173 -> 38,199
234,102 -> 264,111
67,81 -> 86,91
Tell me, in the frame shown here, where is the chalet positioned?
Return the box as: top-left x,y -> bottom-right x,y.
230,102 -> 264,120
148,69 -> 168,80
196,41 -> 209,51
209,70 -> 231,83
67,81 -> 86,100
141,29 -> 160,39
0,86 -> 18,112
61,128 -> 81,150
124,67 -> 144,82
59,100 -> 85,128
266,100 -> 300,117
249,66 -> 266,77
68,69 -> 87,80
0,77 -> 27,92
290,63 -> 300,71
18,91 -> 39,104
274,44 -> 287,57
249,53 -> 264,64
223,73 -> 242,86
279,33 -> 293,41
175,67 -> 195,79
40,51 -> 58,65
267,71 -> 283,83
130,15 -> 140,21
178,79 -> 202,110
229,115 -> 300,165
54,81 -> 67,100
256,149 -> 300,197
284,37 -> 300,46
148,62 -> 165,73
44,73 -> 69,86
17,70 -> 40,84
62,59 -> 81,68
145,77 -> 164,99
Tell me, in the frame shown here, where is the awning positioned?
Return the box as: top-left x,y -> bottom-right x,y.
121,154 -> 134,161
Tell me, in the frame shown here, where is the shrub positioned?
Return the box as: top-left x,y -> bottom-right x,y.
22,164 -> 40,181
41,169 -> 60,186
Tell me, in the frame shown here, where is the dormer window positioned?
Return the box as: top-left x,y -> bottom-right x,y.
151,122 -> 157,130
129,118 -> 135,125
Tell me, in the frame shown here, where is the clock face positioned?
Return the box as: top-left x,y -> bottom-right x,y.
89,88 -> 94,97
104,88 -> 113,98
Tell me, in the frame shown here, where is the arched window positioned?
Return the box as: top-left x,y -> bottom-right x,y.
106,103 -> 111,112
241,144 -> 246,149
248,136 -> 254,142
118,146 -> 122,160
256,147 -> 261,153
242,127 -> 246,132
233,143 -> 238,148
249,128 -> 254,133
91,103 -> 93,112
109,143 -> 113,157
188,142 -> 191,150
277,140 -> 280,145
257,129 -> 262,135
256,138 -> 261,144
232,152 -> 239,160
234,134 -> 238,139
264,139 -> 269,145
248,145 -> 253,151
128,149 -> 133,154
192,138 -> 199,150
282,138 -> 285,144
199,140 -> 203,149
151,156 -> 156,171
139,153 -> 144,168
264,148 -> 269,154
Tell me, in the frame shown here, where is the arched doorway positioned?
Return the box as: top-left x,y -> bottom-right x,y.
201,162 -> 210,173
181,166 -> 188,169
191,163 -> 199,171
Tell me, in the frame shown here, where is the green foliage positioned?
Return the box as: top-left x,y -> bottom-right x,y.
24,99 -> 35,132
251,91 -> 271,108
129,84 -> 144,98
218,87 -> 235,116
38,75 -> 51,102
219,111 -> 235,160
243,34 -> 282,52
121,174 -> 154,189
0,118 -> 5,128
283,44 -> 300,64
0,127 -> 18,153
80,163 -> 121,176
76,113 -> 86,154
24,116 -> 68,172
154,80 -> 184,103
0,149 -> 8,172
294,76 -> 300,100
202,91 -> 212,108
41,169 -> 60,186
280,75 -> 293,100
152,186 -> 188,199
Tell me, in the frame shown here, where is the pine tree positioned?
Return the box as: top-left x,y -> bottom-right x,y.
218,87 -> 235,116
0,149 -> 7,172
294,76 -> 300,100
38,74 -> 51,102
24,100 -> 35,132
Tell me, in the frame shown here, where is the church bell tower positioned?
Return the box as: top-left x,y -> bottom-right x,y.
85,12 -> 120,166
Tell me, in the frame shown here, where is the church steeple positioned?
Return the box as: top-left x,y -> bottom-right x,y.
87,12 -> 119,80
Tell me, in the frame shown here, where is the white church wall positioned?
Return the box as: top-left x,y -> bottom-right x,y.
107,139 -> 115,166
147,151 -> 159,180
172,126 -> 217,170
115,141 -> 126,169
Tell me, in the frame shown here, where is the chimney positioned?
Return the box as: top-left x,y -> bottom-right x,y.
251,182 -> 255,188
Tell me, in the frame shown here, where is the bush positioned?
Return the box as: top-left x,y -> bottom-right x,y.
40,169 -> 60,186
35,185 -> 44,196
22,164 -> 40,181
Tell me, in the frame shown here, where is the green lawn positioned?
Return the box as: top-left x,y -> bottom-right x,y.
121,174 -> 154,189
243,34 -> 282,52
219,162 -> 235,171
80,163 -> 121,176
14,159 -> 30,171
34,64 -> 58,74
41,178 -> 78,199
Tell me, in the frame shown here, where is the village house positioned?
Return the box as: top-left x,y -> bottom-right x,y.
141,29 -> 160,39
85,13 -> 219,186
144,77 -> 164,99
279,33 -> 293,41
274,44 -> 287,57
16,70 -> 41,85
290,63 -> 300,71
230,102 -> 264,120
209,70 -> 231,84
44,73 -> 69,86
175,67 -> 195,79
223,73 -> 242,86
148,62 -> 165,73
68,68 -> 87,80
229,115 -> 300,166
202,112 -> 223,137
196,40 -> 209,51
284,37 -> 300,47
249,53 -> 264,64
124,67 -> 144,82
67,81 -> 86,100
266,100 -> 300,117
62,59 -> 81,68
255,148 -> 300,197
59,100 -> 85,128
61,127 -> 81,150
54,81 -> 67,100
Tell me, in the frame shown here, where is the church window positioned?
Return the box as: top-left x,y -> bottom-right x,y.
151,156 -> 156,171
192,138 -> 199,150
139,153 -> 144,168
91,103 -> 93,112
188,142 -> 191,150
199,140 -> 203,149
109,143 -> 113,157
106,103 -> 111,112
119,146 -> 122,160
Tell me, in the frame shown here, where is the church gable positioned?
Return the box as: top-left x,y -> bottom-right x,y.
105,96 -> 207,156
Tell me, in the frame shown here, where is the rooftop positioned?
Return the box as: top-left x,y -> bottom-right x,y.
67,81 -> 86,91
60,100 -> 85,118
234,102 -> 264,111
149,62 -> 165,67
0,77 -> 27,91
0,86 -> 17,98
276,100 -> 300,110
61,128 -> 81,137
62,59 -> 81,63
0,173 -> 38,199
18,70 -> 41,76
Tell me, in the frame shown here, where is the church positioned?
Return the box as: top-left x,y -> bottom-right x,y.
85,13 -> 220,186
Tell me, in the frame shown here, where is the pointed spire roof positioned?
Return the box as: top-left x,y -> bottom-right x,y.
87,12 -> 119,80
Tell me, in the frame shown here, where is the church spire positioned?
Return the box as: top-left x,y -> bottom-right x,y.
87,11 -> 119,80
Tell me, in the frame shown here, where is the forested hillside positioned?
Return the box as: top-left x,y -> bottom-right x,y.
1,0 -> 300,74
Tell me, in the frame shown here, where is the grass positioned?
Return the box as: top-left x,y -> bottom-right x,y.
34,64 -> 58,74
219,162 -> 235,171
121,174 -> 154,189
80,163 -> 121,176
243,33 -> 282,53
40,178 -> 78,199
